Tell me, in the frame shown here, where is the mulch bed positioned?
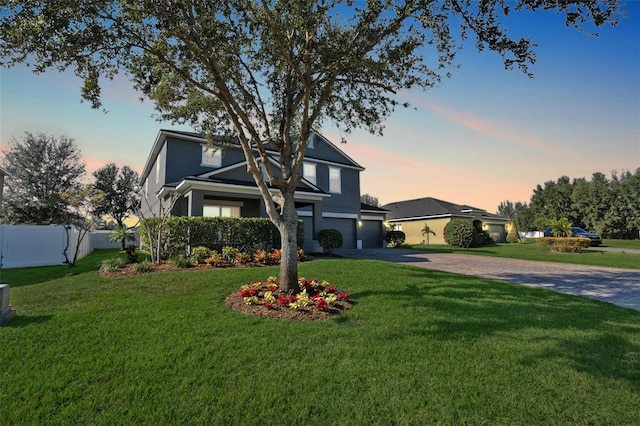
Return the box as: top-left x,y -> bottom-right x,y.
224,291 -> 354,321
99,260 -> 354,321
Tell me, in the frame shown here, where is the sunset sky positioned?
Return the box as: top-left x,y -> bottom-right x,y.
1,3 -> 638,213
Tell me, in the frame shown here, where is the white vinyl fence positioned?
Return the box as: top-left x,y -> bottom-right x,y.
0,225 -> 139,269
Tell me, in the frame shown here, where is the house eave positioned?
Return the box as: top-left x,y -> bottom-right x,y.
175,178 -> 331,201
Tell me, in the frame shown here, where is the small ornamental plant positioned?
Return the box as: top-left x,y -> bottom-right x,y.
227,277 -> 354,320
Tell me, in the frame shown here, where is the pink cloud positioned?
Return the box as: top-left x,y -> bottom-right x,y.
403,92 -> 572,157
333,135 -> 533,211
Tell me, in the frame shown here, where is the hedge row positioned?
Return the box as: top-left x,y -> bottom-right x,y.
140,216 -> 304,259
536,237 -> 591,253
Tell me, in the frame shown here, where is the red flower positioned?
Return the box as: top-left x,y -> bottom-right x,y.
240,289 -> 251,297
326,286 -> 337,293
249,288 -> 259,296
316,299 -> 328,311
337,292 -> 350,301
264,301 -> 273,309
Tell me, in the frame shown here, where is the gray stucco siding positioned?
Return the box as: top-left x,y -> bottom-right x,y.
321,217 -> 357,249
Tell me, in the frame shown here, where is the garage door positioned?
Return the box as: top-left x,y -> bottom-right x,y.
321,218 -> 356,249
359,220 -> 384,248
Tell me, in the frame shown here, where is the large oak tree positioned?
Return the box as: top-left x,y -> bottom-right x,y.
0,0 -> 622,291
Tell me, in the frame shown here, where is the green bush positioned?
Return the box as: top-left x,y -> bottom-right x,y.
443,219 -> 475,248
385,230 -> 406,248
139,217 -> 304,259
506,224 -> 520,243
190,246 -> 212,265
99,257 -> 126,273
537,237 -> 591,253
222,246 -> 239,262
169,254 -> 193,268
134,259 -> 152,273
318,229 -> 343,254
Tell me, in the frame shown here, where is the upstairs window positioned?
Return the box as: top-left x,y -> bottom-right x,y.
329,166 -> 341,193
303,162 -> 316,185
202,145 -> 222,167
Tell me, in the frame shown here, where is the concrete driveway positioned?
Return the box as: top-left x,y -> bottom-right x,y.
335,248 -> 640,312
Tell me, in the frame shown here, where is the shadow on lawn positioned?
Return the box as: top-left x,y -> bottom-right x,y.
1,315 -> 52,328
0,249 -> 122,288
350,266 -> 640,389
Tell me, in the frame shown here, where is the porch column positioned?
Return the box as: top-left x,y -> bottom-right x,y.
312,201 -> 323,240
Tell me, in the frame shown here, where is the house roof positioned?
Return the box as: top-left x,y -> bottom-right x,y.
140,129 -> 363,184
360,203 -> 389,213
382,197 -> 506,221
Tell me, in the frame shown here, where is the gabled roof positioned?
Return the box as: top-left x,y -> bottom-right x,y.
140,129 -> 363,184
382,197 -> 504,221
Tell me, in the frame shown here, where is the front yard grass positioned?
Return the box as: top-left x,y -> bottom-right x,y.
404,241 -> 640,269
1,251 -> 639,424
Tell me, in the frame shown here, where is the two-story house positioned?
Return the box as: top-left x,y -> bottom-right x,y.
139,129 -> 387,252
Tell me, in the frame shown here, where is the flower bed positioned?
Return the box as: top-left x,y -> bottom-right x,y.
225,277 -> 354,321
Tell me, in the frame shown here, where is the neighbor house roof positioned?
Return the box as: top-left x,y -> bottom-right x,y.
382,197 -> 506,222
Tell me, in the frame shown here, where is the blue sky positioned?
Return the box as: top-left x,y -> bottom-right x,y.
1,3 -> 638,213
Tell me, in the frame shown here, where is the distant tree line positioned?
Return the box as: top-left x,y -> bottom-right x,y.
498,169 -> 640,239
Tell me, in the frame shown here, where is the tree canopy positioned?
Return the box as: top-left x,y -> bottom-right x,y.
0,0 -> 624,289
0,133 -> 86,224
92,163 -> 140,228
499,168 -> 640,238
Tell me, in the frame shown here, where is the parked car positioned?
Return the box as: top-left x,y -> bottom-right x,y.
543,226 -> 602,246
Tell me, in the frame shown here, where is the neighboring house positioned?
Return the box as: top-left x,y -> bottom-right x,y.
139,129 -> 387,252
382,197 -> 508,245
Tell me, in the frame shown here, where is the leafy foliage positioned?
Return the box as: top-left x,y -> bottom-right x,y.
0,0 -> 623,289
443,219 -> 475,248
0,133 -> 85,224
317,229 -> 343,254
92,163 -> 140,229
360,194 -> 380,207
546,218 -> 573,238
537,237 -> 591,253
522,169 -> 640,238
385,230 -> 406,248
190,246 -> 212,265
506,223 -> 520,243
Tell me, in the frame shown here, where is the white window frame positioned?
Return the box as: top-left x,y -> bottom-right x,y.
202,145 -> 222,167
329,166 -> 341,193
303,162 -> 316,185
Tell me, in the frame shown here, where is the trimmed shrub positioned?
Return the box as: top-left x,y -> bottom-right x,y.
537,237 -> 591,253
318,229 -> 343,254
385,230 -> 406,248
190,246 -> 212,265
443,219 -> 475,248
506,224 -> 520,243
140,217 -> 304,259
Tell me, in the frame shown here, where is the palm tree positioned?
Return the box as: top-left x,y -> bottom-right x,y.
547,218 -> 572,237
421,223 -> 436,245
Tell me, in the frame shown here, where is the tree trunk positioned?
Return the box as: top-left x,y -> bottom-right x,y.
278,195 -> 300,294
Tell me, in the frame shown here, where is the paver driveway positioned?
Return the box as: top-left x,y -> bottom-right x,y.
335,248 -> 640,312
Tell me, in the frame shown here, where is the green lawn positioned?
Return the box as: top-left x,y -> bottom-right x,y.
1,251 -> 639,424
404,240 -> 640,269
